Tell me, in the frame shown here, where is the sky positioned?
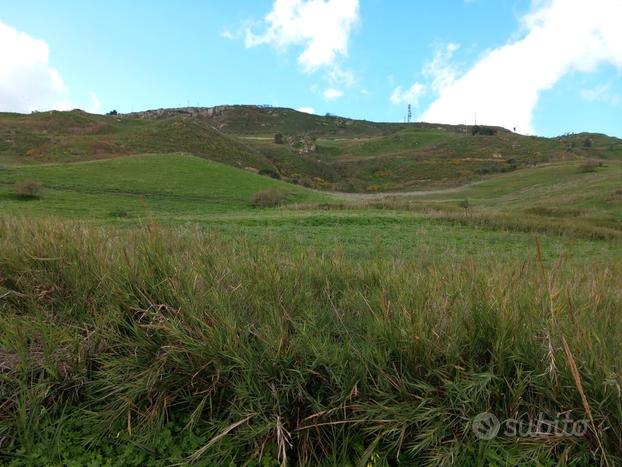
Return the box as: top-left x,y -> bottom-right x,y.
1,0 -> 621,137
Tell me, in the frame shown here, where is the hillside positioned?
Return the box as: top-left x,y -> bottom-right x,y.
0,110 -> 271,169
0,153 -> 329,220
1,106 -> 621,192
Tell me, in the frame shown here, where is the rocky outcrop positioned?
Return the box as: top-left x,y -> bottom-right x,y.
124,105 -> 234,120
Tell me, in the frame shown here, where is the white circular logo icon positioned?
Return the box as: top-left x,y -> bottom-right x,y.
472,412 -> 500,440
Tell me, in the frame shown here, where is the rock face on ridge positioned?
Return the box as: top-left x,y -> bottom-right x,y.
125,105 -> 233,120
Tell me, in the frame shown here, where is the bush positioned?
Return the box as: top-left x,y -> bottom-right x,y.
109,209 -> 129,218
274,133 -> 284,144
471,125 -> 497,136
458,199 -> 470,213
14,180 -> 43,199
258,168 -> 281,179
253,189 -> 286,208
579,160 -> 601,173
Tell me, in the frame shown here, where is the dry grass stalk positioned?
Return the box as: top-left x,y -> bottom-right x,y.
561,337 -> 610,467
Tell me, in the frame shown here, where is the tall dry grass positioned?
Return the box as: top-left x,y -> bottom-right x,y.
0,218 -> 620,464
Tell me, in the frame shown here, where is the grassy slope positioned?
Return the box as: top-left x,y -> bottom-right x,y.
2,107 -> 622,192
0,110 -> 271,169
195,106 -> 622,190
1,155 -> 620,262
422,161 -> 622,216
0,154 -> 329,220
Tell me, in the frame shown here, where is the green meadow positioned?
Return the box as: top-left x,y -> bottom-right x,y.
1,112 -> 621,465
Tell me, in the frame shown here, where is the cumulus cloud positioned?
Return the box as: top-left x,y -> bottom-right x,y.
245,0 -> 359,83
0,21 -> 70,113
297,106 -> 316,114
390,43 -> 457,107
221,28 -> 236,40
390,82 -> 426,106
89,91 -> 102,113
422,43 -> 459,94
420,0 -> 622,134
580,82 -> 620,105
323,88 -> 344,100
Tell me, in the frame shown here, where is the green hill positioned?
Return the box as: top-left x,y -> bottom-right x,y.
2,106 -> 621,192
0,110 -> 271,169
0,153 -> 329,220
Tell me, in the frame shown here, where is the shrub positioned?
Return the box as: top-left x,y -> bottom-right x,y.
458,199 -> 470,213
258,168 -> 281,179
253,189 -> 286,208
274,133 -> 284,144
109,209 -> 129,218
471,125 -> 497,136
579,160 -> 600,173
14,180 -> 43,199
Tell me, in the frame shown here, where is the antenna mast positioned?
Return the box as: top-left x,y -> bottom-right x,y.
407,104 -> 412,123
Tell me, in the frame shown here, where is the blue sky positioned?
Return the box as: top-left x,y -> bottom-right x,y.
1,0 -> 621,137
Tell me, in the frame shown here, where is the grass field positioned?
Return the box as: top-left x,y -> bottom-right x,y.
1,113 -> 622,464
1,154 -> 620,260
1,218 -> 621,465
0,154 -> 329,220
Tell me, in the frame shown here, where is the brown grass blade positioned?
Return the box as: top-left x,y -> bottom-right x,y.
561,337 -> 610,467
187,414 -> 256,464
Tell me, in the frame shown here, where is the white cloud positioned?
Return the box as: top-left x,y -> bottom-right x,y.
297,106 -> 315,114
221,28 -> 236,40
323,88 -> 344,100
422,43 -> 459,93
580,82 -> 620,105
390,82 -> 426,106
327,64 -> 356,87
390,43 -> 457,107
0,21 -> 70,113
245,0 -> 359,81
89,91 -> 102,113
418,0 -> 622,134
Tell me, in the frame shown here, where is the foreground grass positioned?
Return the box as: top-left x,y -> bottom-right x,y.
1,219 -> 620,465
